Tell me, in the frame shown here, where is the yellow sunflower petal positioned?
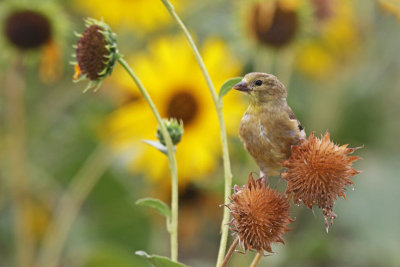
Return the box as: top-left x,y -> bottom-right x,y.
296,0 -> 359,78
74,0 -> 184,32
106,35 -> 245,184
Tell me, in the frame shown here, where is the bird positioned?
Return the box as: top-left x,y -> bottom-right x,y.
233,72 -> 306,177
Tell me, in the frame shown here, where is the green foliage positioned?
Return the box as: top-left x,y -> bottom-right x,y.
218,77 -> 242,101
83,244 -> 147,267
136,198 -> 171,220
135,251 -> 189,267
142,140 -> 173,155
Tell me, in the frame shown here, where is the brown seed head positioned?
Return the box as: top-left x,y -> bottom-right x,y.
249,1 -> 298,48
227,173 -> 292,253
73,18 -> 118,92
76,25 -> 108,81
281,132 -> 361,231
4,10 -> 52,50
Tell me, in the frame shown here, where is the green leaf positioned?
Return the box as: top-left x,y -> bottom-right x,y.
135,251 -> 189,267
142,140 -> 176,156
218,77 -> 242,101
136,198 -> 171,219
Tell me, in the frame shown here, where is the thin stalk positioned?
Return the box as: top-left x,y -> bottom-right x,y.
36,145 -> 111,267
274,47 -> 295,87
159,1 -> 233,266
221,237 -> 239,267
117,57 -> 179,261
250,253 -> 263,267
4,59 -> 34,267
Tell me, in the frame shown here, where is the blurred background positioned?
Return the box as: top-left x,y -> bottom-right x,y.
1,0 -> 400,266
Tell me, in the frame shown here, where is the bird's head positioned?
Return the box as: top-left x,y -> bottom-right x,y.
233,72 -> 287,103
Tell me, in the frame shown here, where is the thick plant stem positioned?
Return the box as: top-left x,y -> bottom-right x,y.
221,237 -> 239,267
36,145 -> 111,267
4,59 -> 34,267
250,253 -> 263,267
160,1 -> 233,266
118,57 -> 179,261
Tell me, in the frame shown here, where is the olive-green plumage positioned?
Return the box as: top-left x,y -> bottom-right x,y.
234,72 -> 305,176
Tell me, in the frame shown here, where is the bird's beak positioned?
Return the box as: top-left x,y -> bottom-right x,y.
233,81 -> 250,92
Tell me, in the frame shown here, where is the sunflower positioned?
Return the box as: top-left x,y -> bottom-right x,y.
106,36 -> 245,185
74,0 -> 184,32
295,0 -> 359,78
0,0 -> 69,82
238,0 -> 310,50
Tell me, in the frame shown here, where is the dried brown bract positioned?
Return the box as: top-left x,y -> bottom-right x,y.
282,132 -> 361,232
227,173 -> 293,253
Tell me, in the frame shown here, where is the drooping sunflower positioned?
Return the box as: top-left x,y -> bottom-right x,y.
73,0 -> 184,33
106,36 -> 245,185
295,0 -> 359,78
238,0 -> 311,50
0,0 -> 69,82
237,0 -> 359,80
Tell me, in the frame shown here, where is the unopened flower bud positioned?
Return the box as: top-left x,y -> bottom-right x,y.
157,118 -> 184,146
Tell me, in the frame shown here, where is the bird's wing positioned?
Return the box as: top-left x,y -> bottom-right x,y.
285,106 -> 306,139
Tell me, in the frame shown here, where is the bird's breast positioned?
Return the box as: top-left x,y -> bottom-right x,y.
239,108 -> 301,174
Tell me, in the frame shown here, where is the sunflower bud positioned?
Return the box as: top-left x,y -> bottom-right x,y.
281,132 -> 361,232
4,10 -> 51,50
157,118 -> 184,146
227,173 -> 293,253
72,18 -> 119,92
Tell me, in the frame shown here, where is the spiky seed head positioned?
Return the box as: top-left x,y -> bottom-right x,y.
73,18 -> 119,92
281,132 -> 361,232
157,118 -> 184,146
4,10 -> 51,50
227,173 -> 293,254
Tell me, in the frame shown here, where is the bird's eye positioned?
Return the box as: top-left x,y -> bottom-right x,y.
255,80 -> 262,86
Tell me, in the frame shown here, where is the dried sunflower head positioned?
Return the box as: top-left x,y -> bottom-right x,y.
72,18 -> 119,92
227,173 -> 293,254
281,132 -> 361,232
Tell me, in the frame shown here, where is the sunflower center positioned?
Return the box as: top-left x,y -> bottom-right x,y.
250,2 -> 298,48
76,25 -> 108,81
4,10 -> 52,50
166,91 -> 199,126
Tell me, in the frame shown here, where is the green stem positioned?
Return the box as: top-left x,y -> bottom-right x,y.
159,1 -> 233,266
117,57 -> 179,261
274,47 -> 295,87
250,253 -> 263,267
4,59 -> 34,267
36,145 -> 111,267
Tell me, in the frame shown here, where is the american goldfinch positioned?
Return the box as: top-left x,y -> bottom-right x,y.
233,72 -> 305,176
